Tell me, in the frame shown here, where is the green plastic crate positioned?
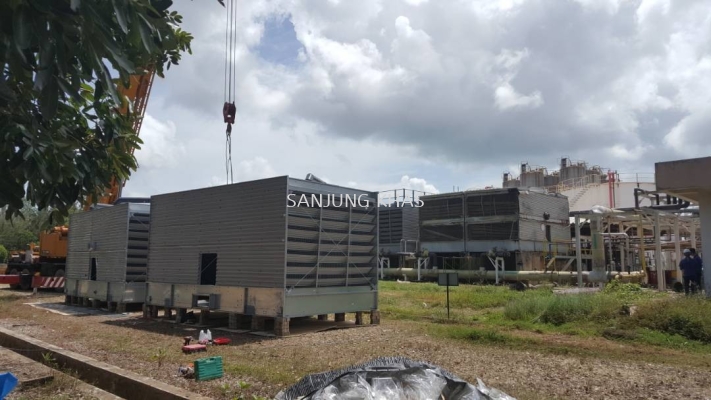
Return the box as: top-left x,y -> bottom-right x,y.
194,356 -> 224,381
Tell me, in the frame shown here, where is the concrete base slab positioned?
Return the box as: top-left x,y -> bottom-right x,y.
214,328 -> 251,334
248,331 -> 276,338
23,302 -> 133,318
217,319 -> 365,337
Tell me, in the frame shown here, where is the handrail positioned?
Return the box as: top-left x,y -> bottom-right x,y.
551,173 -> 655,193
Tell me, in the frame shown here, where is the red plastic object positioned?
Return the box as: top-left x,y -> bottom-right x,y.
212,337 -> 231,345
182,344 -> 207,354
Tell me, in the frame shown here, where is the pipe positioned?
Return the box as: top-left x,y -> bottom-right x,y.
575,215 -> 583,287
674,219 -> 681,280
381,268 -> 645,283
601,232 -> 630,271
304,173 -> 325,183
655,213 -> 664,291
608,172 -> 613,208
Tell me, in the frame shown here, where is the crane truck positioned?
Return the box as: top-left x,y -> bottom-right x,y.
1,69 -> 155,291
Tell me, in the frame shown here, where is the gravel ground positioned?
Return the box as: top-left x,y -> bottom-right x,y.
2,289 -> 711,399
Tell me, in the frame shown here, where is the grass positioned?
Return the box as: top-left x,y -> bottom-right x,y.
3,282 -> 711,398
381,279 -> 711,358
379,280 -> 553,323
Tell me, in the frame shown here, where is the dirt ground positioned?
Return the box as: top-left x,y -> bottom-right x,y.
1,288 -> 711,400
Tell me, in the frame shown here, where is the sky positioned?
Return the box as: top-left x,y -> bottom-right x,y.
122,0 -> 711,198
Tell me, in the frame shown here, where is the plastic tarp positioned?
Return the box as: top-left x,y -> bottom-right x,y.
275,357 -> 515,400
0,372 -> 18,400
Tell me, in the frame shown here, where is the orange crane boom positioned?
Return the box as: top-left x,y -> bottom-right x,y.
84,67 -> 156,209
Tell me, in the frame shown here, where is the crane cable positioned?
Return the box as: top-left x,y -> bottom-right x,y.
223,0 -> 237,184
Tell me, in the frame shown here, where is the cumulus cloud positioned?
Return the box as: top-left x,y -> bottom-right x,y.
133,115 -> 186,169
123,0 -> 711,199
237,157 -> 278,181
397,175 -> 439,193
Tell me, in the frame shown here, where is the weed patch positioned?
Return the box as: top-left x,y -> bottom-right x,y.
628,297 -> 711,343
504,294 -> 624,326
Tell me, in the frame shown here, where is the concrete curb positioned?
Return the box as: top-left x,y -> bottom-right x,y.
0,326 -> 212,400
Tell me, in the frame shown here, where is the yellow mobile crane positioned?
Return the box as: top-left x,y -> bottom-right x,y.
3,69 -> 156,290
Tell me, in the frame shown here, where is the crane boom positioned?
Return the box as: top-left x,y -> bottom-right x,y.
84,67 -> 156,209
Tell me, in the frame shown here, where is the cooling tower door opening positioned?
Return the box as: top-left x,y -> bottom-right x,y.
200,253 -> 217,286
90,258 -> 97,281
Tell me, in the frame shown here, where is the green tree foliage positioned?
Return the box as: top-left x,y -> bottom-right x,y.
0,200 -> 80,250
0,245 -> 8,263
0,0 -> 195,224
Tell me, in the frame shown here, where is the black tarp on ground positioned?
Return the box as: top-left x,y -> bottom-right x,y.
275,357 -> 515,400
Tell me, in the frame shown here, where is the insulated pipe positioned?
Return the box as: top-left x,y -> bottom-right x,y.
674,219 -> 681,280
575,215 -> 583,287
601,233 -> 630,272
655,214 -> 665,291
589,216 -> 607,283
381,268 -> 645,284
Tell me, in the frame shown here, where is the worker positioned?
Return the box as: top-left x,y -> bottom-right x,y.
690,248 -> 704,292
679,249 -> 701,295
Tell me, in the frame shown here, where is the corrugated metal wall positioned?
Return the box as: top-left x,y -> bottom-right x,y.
378,206 -> 419,245
66,205 -> 129,282
286,184 -> 378,289
465,189 -> 519,241
401,206 -> 419,243
126,207 -> 150,283
89,204 -> 130,282
66,211 -> 92,279
419,194 -> 464,242
518,191 -> 570,243
147,177 -> 288,287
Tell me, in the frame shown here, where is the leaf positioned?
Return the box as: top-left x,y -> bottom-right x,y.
13,6 -> 31,50
57,78 -> 83,104
138,15 -> 157,53
23,147 -> 34,160
39,77 -> 59,119
103,40 -> 135,72
150,0 -> 173,13
33,67 -> 52,91
30,0 -> 52,13
34,45 -> 55,91
97,61 -> 120,104
0,78 -> 16,102
70,0 -> 80,11
112,0 -> 129,33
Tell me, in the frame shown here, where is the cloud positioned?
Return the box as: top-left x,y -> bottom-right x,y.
397,176 -> 439,193
133,115 -> 186,169
237,156 -> 278,181
403,0 -> 429,6
122,0 -> 711,200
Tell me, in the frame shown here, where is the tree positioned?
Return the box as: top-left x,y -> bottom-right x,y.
0,0 -> 195,225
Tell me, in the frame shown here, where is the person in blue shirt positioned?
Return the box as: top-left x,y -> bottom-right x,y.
680,249 -> 701,295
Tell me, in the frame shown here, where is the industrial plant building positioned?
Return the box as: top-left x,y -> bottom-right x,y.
418,187 -> 571,271
503,158 -> 656,212
65,202 -> 151,311
143,176 -> 380,336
